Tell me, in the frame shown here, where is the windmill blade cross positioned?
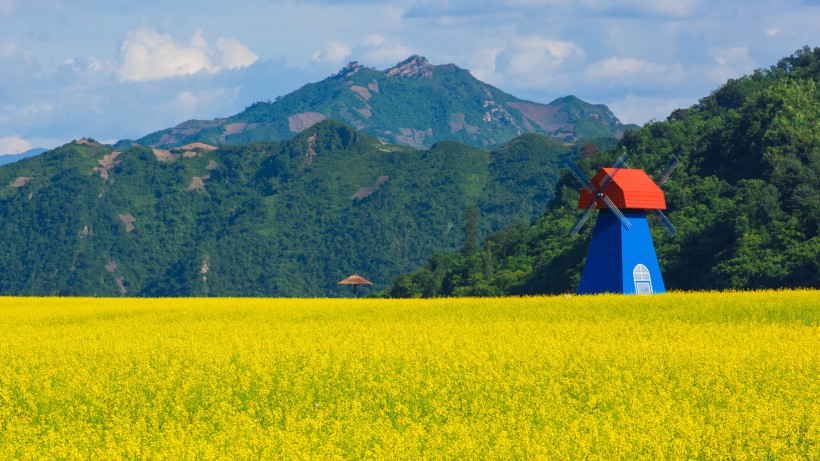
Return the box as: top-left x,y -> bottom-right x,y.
656,156 -> 679,186
569,200 -> 598,235
602,195 -> 632,231
563,159 -> 595,194
653,209 -> 678,237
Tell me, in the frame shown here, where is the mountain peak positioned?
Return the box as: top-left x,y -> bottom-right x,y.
336,61 -> 367,79
132,55 -> 632,149
386,55 -> 433,78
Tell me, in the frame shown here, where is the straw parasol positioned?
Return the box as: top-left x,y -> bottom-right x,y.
338,274 -> 373,298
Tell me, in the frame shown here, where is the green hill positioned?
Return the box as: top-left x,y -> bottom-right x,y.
124,56 -> 636,150
383,46 -> 820,296
0,122 -> 592,296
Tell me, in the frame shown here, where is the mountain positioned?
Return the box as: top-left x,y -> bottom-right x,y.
0,148 -> 47,166
382,46 -> 820,296
124,56 -> 636,150
0,123 -> 602,296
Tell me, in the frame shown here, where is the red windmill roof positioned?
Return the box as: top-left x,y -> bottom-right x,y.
578,168 -> 667,210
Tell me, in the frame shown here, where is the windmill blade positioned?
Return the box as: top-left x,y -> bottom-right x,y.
652,209 -> 678,237
602,195 -> 632,231
656,156 -> 679,187
563,159 -> 595,193
569,200 -> 598,235
597,151 -> 630,191
613,151 -> 630,169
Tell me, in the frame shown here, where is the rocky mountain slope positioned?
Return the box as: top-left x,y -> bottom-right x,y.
124,56 -> 636,150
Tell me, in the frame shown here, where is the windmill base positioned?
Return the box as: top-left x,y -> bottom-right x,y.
577,210 -> 666,295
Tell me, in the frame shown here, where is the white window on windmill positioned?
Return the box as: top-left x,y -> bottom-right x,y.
633,264 -> 653,295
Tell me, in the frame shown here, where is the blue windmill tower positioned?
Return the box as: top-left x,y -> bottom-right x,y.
564,154 -> 679,295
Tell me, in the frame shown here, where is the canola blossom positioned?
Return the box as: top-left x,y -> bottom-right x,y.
0,291 -> 818,459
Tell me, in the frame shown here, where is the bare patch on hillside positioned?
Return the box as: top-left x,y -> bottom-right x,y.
305,134 -> 318,167
450,113 -> 479,134
10,176 -> 33,188
119,214 -> 136,233
178,142 -> 217,151
450,113 -> 466,133
288,112 -> 326,133
206,160 -> 218,170
222,123 -> 248,136
396,128 -> 433,149
350,85 -> 372,100
152,148 -> 176,162
150,120 -> 223,147
357,107 -> 373,118
94,150 -> 122,180
75,138 -> 101,146
507,102 -> 565,132
368,81 -> 379,93
157,134 -> 178,146
187,175 -> 209,191
352,176 -> 390,199
115,276 -> 127,295
105,261 -> 118,273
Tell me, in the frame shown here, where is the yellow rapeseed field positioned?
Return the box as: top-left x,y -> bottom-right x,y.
0,290 -> 818,459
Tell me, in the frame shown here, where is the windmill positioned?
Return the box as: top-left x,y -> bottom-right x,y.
564,153 -> 679,295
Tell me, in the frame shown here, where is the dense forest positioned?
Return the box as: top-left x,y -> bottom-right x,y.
0,122 -> 605,296
382,46 -> 820,296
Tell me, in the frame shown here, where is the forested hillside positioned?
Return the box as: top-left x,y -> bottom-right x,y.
383,46 -> 820,296
0,121 -> 595,296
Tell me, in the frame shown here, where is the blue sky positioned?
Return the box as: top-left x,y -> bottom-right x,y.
1,0 -> 818,155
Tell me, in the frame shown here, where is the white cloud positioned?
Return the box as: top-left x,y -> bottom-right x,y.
157,88 -> 238,122
0,135 -> 32,155
174,91 -> 200,113
605,94 -> 699,125
764,28 -> 781,37
363,46 -> 414,67
518,37 -> 584,63
707,47 -> 755,84
467,46 -> 506,86
584,57 -> 686,87
2,102 -> 55,120
216,37 -> 259,69
0,41 -> 31,61
117,27 -> 258,82
626,0 -> 699,17
500,37 -> 585,88
312,40 -> 352,64
355,35 -> 414,67
0,0 -> 13,16
497,0 -> 699,17
364,34 -> 387,47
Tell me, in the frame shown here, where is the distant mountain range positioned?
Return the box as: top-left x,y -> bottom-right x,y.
0,148 -> 47,166
122,55 -> 637,150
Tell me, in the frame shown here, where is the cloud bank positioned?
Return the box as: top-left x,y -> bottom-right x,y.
117,28 -> 258,82
0,135 -> 31,155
